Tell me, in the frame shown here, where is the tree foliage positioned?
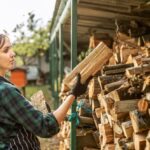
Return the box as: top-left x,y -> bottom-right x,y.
13,12 -> 51,65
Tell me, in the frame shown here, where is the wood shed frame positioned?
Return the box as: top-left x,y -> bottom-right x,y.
49,1 -> 150,149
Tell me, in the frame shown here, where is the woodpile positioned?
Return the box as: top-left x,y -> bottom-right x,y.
59,32 -> 150,150
30,90 -> 51,114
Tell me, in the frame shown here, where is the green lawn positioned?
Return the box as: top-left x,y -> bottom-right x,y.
25,85 -> 54,107
24,84 -> 60,111
25,85 -> 51,99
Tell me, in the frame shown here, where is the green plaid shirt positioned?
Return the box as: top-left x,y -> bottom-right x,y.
0,77 -> 60,149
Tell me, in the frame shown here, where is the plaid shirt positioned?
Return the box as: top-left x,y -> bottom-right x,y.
0,77 -> 60,149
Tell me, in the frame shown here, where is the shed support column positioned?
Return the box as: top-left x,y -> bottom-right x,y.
49,44 -> 52,90
53,36 -> 59,109
71,0 -> 77,150
59,24 -> 64,84
50,41 -> 55,97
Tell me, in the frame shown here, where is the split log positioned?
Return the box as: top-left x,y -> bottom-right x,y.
103,63 -> 134,75
121,120 -> 133,139
113,123 -> 124,139
92,131 -> 100,148
89,35 -> 95,49
98,91 -> 128,122
59,141 -> 66,150
64,138 -> 70,150
60,83 -> 70,93
148,109 -> 150,116
137,98 -> 149,113
92,99 -> 100,111
125,142 -> 135,150
116,141 -> 135,150
100,94 -> 114,112
89,35 -> 101,49
63,42 -> 112,89
108,55 -> 117,65
113,52 -> 121,64
120,47 -> 139,63
103,63 -> 134,71
142,76 -> 150,92
133,132 -> 147,150
126,55 -> 134,64
89,77 -> 101,99
126,55 -> 142,66
130,110 -> 150,133
100,123 -> 114,146
78,116 -> 95,127
104,68 -> 128,75
99,123 -> 114,149
100,113 -> 109,125
103,144 -> 115,150
78,99 -> 92,117
98,75 -> 123,91
99,94 -> 114,126
95,107 -> 105,119
83,147 -> 99,150
116,32 -> 134,41
126,64 -> 150,78
104,79 -> 126,92
146,130 -> 150,150
61,121 -> 70,138
92,112 -> 100,129
77,131 -> 99,150
146,93 -> 150,101
114,99 -> 139,113
133,55 -> 142,66
142,57 -> 150,64
141,46 -> 150,57
99,124 -> 103,138
30,90 -> 51,115
107,85 -> 141,102
110,109 -> 128,122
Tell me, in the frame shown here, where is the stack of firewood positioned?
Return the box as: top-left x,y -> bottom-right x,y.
58,32 -> 150,150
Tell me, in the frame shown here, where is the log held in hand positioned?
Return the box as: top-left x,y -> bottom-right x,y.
63,42 -> 113,90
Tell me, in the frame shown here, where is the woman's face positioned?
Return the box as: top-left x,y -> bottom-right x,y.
0,37 -> 15,72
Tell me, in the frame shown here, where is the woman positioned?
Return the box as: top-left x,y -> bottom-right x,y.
0,34 -> 90,149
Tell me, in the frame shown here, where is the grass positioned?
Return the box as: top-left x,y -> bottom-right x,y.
25,85 -> 51,99
24,84 -> 54,109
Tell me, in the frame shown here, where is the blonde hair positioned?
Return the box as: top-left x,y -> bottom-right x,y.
0,34 -> 7,49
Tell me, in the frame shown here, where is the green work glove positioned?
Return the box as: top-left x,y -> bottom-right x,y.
70,73 -> 92,98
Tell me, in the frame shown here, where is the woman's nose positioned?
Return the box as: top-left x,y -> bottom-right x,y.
10,50 -> 16,57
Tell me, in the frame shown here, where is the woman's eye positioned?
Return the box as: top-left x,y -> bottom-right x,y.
3,48 -> 9,53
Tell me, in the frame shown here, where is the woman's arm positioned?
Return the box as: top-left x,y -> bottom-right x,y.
53,94 -> 75,124
53,73 -> 92,124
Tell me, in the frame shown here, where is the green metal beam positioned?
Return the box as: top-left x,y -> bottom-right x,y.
49,44 -> 52,89
51,0 -> 68,35
71,0 -> 78,150
51,41 -> 55,98
50,0 -> 71,43
59,24 -> 64,84
53,36 -> 59,109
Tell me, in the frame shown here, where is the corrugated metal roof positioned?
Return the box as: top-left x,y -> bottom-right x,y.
51,0 -> 150,52
50,0 -> 67,35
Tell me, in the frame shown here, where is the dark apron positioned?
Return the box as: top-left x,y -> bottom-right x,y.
9,127 -> 41,150
0,77 -> 41,150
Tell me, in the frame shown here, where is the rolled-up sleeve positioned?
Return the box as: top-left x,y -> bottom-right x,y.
1,84 -> 60,138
